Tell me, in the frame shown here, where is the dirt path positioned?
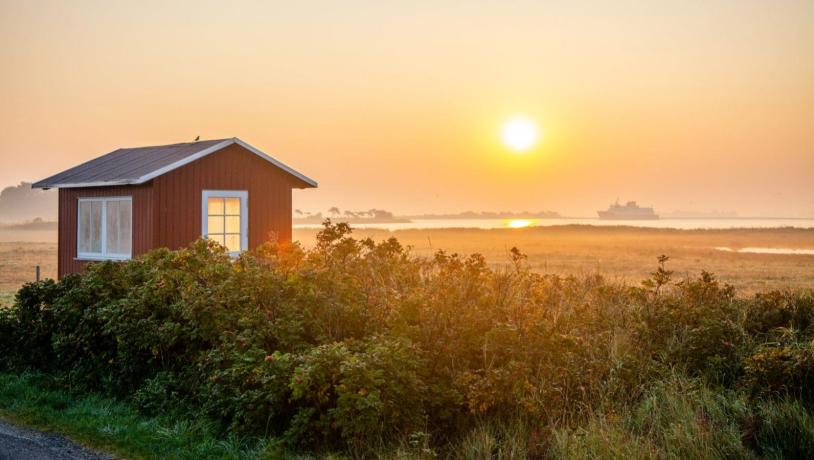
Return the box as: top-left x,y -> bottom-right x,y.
0,419 -> 113,460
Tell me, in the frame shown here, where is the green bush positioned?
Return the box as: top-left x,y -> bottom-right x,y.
743,341 -> 814,401
288,336 -> 426,452
744,290 -> 814,339
1,221 -> 813,456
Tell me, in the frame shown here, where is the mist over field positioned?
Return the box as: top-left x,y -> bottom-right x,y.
0,182 -> 56,224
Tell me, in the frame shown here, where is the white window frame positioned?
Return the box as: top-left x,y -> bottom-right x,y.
76,196 -> 133,261
201,190 -> 249,255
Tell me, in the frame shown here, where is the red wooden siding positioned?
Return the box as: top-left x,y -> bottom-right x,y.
57,184 -> 154,278
152,143 -> 296,250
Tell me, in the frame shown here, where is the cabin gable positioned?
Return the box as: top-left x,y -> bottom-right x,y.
151,143 -> 296,250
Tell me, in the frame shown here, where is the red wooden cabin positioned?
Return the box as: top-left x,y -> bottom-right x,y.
32,138 -> 317,277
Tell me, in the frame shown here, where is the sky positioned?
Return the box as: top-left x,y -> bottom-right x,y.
1,0 -> 812,217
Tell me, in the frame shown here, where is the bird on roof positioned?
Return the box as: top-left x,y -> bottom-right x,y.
194,136 -> 200,141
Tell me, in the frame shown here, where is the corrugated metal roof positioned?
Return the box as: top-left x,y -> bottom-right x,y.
32,138 -> 317,189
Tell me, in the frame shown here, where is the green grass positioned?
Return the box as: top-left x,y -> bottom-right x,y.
0,373 -> 284,460
548,377 -> 814,459
3,374 -> 814,459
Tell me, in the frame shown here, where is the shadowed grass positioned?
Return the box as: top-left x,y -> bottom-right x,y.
548,376 -> 814,460
0,373 -> 281,460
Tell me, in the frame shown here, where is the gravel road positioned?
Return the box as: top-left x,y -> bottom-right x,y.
0,419 -> 113,460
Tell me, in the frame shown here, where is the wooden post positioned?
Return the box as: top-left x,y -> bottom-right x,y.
36,265 -> 40,282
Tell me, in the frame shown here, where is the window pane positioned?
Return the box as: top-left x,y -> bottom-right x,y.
207,197 -> 224,215
225,216 -> 240,233
206,234 -> 225,246
224,234 -> 241,252
207,216 -> 224,234
106,201 -> 120,254
119,200 -> 132,255
79,202 -> 91,253
90,202 -> 102,253
203,193 -> 245,254
105,200 -> 132,256
224,198 -> 240,215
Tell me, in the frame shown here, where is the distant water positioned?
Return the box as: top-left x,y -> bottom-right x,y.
295,218 -> 814,231
716,247 -> 814,255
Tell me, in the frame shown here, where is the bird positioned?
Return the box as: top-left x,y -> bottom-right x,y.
194,135 -> 200,141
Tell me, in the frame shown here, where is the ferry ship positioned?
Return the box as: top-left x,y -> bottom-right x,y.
597,201 -> 659,220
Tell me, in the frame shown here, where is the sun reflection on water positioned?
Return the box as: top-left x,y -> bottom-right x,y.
506,219 -> 533,229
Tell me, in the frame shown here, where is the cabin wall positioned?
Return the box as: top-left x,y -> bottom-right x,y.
56,144 -> 299,278
58,184 -> 154,277
152,143 -> 295,251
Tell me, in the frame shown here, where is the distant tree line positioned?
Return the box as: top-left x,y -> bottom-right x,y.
294,207 -> 395,220
0,182 -> 57,224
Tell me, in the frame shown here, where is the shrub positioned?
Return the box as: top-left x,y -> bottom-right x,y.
197,344 -> 296,436
744,290 -> 814,339
287,336 -> 427,452
635,270 -> 748,384
743,341 -> 814,401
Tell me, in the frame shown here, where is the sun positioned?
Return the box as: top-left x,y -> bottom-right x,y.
501,117 -> 539,152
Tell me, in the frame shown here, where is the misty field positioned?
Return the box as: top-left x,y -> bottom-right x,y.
0,241 -> 57,299
1,226 -> 813,298
295,225 -> 814,294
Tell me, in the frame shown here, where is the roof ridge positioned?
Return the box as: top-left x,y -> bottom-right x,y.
118,138 -> 233,151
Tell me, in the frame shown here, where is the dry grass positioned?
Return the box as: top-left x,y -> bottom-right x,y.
0,242 -> 57,294
296,225 -> 814,295
1,226 -> 812,297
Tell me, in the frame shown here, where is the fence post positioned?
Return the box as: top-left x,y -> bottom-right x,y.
36,265 -> 40,282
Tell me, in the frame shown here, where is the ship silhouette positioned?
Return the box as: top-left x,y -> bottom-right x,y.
597,200 -> 659,220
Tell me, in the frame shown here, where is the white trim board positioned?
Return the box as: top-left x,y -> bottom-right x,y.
201,190 -> 249,256
76,196 -> 133,261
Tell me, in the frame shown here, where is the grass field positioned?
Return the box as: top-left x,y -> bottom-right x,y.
0,242 -> 57,294
1,225 -> 812,296
294,225 -> 814,294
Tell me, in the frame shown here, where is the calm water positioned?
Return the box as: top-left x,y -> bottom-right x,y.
716,247 -> 814,255
1,218 -> 813,243
294,218 -> 814,231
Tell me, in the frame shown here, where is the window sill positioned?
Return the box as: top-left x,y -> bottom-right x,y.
74,256 -> 132,262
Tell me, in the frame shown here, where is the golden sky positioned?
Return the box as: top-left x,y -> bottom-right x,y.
1,0 -> 812,217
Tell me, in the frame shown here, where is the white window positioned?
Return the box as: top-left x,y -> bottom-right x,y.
202,190 -> 248,254
77,197 -> 132,260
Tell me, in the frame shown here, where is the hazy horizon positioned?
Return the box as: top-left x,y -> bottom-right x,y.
1,0 -> 812,217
